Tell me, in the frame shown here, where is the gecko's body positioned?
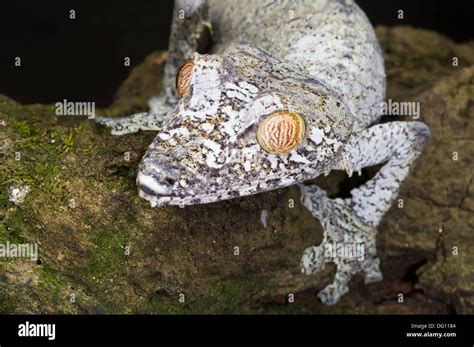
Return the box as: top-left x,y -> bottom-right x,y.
97,0 -> 430,305
209,0 -> 385,129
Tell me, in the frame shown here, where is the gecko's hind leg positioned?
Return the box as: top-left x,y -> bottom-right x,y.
300,121 -> 430,305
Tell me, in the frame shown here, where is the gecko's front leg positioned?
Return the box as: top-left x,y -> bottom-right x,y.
299,184 -> 381,305
95,108 -> 169,135
300,121 -> 430,305
96,0 -> 211,135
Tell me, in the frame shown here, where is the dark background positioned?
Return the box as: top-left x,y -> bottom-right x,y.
1,0 -> 473,107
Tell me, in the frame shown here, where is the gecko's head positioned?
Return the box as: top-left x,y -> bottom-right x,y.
137,45 -> 354,206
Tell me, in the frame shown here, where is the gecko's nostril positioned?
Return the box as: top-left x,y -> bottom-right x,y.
164,177 -> 176,186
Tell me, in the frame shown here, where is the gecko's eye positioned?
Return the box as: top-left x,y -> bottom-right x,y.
256,111 -> 306,154
176,59 -> 194,97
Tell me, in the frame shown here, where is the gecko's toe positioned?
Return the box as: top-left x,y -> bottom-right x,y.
364,271 -> 383,284
362,257 -> 383,284
317,283 -> 348,305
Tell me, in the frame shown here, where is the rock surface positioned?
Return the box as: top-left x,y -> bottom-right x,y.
1,26 -> 473,314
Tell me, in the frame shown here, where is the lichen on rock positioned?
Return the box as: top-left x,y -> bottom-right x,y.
8,184 -> 30,206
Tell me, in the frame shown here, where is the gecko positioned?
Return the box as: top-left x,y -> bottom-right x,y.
96,0 -> 431,305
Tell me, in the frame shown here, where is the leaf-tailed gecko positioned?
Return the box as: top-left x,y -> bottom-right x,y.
97,0 -> 430,305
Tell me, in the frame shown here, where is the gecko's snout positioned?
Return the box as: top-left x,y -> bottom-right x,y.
136,170 -> 176,197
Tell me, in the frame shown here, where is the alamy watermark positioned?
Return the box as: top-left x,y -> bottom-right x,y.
324,242 -> 365,261
0,241 -> 38,261
55,99 -> 95,119
380,99 -> 420,119
18,321 -> 55,340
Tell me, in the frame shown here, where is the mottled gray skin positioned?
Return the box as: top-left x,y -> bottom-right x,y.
97,0 -> 430,305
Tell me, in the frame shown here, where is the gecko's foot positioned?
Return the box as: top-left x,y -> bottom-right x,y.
300,245 -> 325,275
95,94 -> 175,135
95,112 -> 166,135
298,183 -> 382,305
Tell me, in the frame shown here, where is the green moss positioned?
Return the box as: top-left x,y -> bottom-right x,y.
13,120 -> 35,137
88,228 -> 128,279
0,190 -> 8,205
150,278 -> 270,314
1,210 -> 29,244
204,277 -> 267,313
2,110 -> 87,207
151,293 -> 184,314
38,263 -> 62,303
0,287 -> 18,313
34,262 -> 84,314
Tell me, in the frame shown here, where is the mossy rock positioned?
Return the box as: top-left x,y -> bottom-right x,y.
1,26 -> 473,314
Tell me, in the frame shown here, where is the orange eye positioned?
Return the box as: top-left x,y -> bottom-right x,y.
176,59 -> 194,97
256,111 -> 306,154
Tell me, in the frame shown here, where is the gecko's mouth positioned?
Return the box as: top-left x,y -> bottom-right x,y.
137,174 -> 310,207
137,168 -> 272,206
138,184 -> 258,206
136,160 -> 335,207
138,183 -> 167,197
136,170 -> 212,204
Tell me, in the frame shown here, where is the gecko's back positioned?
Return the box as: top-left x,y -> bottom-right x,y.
209,0 -> 385,129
